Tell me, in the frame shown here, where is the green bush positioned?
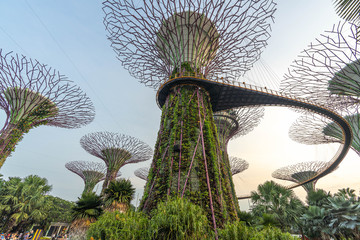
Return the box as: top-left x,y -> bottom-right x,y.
150,197 -> 214,240
86,211 -> 150,240
218,221 -> 300,240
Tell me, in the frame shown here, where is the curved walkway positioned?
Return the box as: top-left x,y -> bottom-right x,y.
157,76 -> 353,199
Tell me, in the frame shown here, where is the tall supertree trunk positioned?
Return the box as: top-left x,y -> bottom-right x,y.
0,124 -> 24,168
219,145 -> 241,215
140,84 -> 238,230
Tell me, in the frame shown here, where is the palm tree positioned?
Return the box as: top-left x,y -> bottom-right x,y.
334,187 -> 358,202
0,175 -> 51,233
306,189 -> 331,207
103,178 -> 135,212
70,192 -> 103,240
71,192 -> 103,226
250,181 -> 304,231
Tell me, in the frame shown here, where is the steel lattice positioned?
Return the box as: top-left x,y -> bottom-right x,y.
290,107 -> 360,156
103,0 -> 276,89
229,156 -> 249,175
280,21 -> 360,110
214,107 -> 264,146
272,161 -> 334,192
0,50 -> 95,129
134,166 -> 149,181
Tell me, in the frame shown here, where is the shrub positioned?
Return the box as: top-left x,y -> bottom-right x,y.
150,197 -> 214,240
86,211 -> 150,240
218,221 -> 300,240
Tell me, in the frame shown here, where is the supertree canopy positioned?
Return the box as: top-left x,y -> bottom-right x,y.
80,132 -> 152,191
65,161 -> 110,195
214,107 -> 264,151
134,166 -> 150,181
280,21 -> 360,110
103,0 -> 276,231
272,161 -> 333,193
0,50 -> 95,168
289,110 -> 360,156
103,0 -> 276,88
229,156 -> 249,176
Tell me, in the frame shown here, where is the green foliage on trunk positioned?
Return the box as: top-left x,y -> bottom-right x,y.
140,84 -> 239,228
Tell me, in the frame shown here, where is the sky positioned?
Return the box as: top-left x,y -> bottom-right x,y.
0,0 -> 360,211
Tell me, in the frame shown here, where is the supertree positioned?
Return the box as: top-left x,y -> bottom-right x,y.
280,21 -> 360,110
134,166 -> 150,181
0,50 -> 95,168
103,0 -> 276,230
80,132 -> 152,191
65,161 -> 110,195
214,107 -> 263,206
229,156 -> 249,176
272,161 -> 333,193
289,109 -> 360,156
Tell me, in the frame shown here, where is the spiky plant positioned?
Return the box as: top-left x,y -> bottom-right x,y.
103,179 -> 135,212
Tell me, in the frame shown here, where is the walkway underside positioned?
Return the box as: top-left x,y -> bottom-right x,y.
157,77 -> 353,199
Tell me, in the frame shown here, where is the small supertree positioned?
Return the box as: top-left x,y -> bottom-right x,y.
272,161 -> 332,193
0,50 -> 95,168
134,167 -> 149,181
65,161 -> 109,195
213,108 -> 262,207
229,156 -> 249,176
103,0 -> 276,231
80,132 -> 152,192
280,21 -> 360,110
289,110 -> 360,156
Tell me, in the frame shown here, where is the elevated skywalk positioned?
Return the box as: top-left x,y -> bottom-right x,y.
157,76 -> 353,199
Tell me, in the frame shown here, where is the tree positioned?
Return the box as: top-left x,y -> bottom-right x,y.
301,188 -> 360,239
103,178 -> 135,212
250,181 -> 305,231
0,175 -> 52,233
306,189 -> 331,207
70,192 -> 103,240
38,196 -> 74,230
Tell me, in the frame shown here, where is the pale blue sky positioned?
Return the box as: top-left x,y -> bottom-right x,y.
0,0 -> 359,210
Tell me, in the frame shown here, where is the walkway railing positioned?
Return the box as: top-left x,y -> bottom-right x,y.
158,75 -> 353,199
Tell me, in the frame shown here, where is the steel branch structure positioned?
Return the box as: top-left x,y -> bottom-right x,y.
214,107 -> 264,150
0,50 -> 95,169
272,161 -> 333,193
280,21 -> 360,110
101,0 -> 354,232
80,132 -> 152,191
134,167 -> 149,181
103,0 -> 276,89
65,161 -> 109,195
103,0 -> 276,230
229,156 -> 249,176
290,109 -> 360,156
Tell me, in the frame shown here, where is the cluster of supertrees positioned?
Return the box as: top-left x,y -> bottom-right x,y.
272,21 -> 360,191
101,0 -> 360,234
2,0 -> 358,237
65,132 -> 153,195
